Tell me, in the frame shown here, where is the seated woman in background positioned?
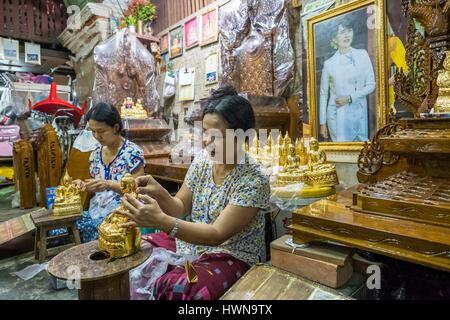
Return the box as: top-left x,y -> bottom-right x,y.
73,102 -> 145,242
121,86 -> 271,300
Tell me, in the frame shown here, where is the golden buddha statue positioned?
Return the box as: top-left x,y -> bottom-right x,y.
305,137 -> 339,187
286,144 -> 301,171
249,135 -> 260,156
435,51 -> 450,114
53,172 -> 82,216
296,138 -> 308,166
272,137 -> 339,198
98,173 -> 141,259
120,97 -> 148,119
307,138 -> 327,170
246,133 -> 277,167
266,133 -> 273,155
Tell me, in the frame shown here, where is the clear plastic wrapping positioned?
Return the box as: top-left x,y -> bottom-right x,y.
219,0 -> 294,97
92,29 -> 160,115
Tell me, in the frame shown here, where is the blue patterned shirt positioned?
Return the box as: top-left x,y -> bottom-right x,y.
89,139 -> 145,200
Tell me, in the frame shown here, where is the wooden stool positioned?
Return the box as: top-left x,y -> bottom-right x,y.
30,208 -> 82,263
48,240 -> 152,300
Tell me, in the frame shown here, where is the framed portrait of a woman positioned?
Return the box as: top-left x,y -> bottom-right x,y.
307,0 -> 388,151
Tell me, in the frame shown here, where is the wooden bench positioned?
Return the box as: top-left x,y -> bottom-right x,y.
30,208 -> 81,263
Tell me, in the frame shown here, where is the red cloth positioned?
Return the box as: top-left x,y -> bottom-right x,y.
142,232 -> 250,300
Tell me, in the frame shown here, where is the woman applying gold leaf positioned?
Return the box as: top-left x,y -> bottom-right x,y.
122,87 -> 270,300
74,102 -> 145,242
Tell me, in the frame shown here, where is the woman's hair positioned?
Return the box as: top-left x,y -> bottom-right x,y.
203,86 -> 255,131
85,102 -> 124,135
331,20 -> 354,40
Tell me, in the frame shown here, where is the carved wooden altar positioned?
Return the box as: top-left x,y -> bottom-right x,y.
292,1 -> 450,272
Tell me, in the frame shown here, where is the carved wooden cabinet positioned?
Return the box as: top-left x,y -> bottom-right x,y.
292,118 -> 450,272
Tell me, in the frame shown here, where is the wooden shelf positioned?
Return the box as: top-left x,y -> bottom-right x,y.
132,32 -> 160,44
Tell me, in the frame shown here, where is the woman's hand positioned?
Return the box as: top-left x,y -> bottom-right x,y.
320,125 -> 329,139
72,179 -> 85,191
135,175 -> 164,198
120,194 -> 166,229
83,179 -> 110,193
335,96 -> 351,107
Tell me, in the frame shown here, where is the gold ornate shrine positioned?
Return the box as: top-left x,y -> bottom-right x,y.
120,97 -> 149,120
98,174 -> 141,259
292,3 -> 450,272
52,172 -> 82,217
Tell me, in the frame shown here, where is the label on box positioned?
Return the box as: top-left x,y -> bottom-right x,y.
46,187 -> 57,209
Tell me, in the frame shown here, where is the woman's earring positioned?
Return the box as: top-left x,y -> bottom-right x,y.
330,39 -> 338,50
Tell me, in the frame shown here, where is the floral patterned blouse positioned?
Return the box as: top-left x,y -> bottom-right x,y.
176,150 -> 271,266
89,139 -> 145,200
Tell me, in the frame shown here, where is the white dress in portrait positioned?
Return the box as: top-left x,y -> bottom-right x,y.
319,48 -> 375,142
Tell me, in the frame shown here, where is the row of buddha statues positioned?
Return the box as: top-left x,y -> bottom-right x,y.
120,97 -> 149,119
247,133 -> 339,189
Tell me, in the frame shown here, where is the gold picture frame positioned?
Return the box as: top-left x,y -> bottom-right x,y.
169,26 -> 184,59
200,7 -> 219,47
306,0 -> 388,152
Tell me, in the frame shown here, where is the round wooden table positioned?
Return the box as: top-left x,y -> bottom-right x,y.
48,240 -> 152,300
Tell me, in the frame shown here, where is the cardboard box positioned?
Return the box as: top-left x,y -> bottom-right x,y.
270,235 -> 354,288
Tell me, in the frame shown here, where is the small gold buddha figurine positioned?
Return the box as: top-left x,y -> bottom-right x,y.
435,51 -> 450,114
249,135 -> 260,156
98,174 -> 141,258
53,172 -> 82,216
279,139 -> 289,167
296,138 -> 308,166
307,137 -> 327,170
283,132 -> 291,149
305,137 -> 339,187
266,133 -> 273,155
286,144 -> 301,171
120,97 -> 148,119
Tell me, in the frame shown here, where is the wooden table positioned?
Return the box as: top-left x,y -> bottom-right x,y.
48,240 -> 152,300
221,264 -> 352,300
291,186 -> 450,272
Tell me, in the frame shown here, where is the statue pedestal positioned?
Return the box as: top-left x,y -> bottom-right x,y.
48,240 -> 152,300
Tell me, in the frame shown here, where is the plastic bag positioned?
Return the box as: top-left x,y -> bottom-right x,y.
73,129 -> 100,152
129,247 -> 198,300
14,263 -> 48,281
92,29 -> 160,115
0,88 -> 13,114
88,190 -> 120,220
